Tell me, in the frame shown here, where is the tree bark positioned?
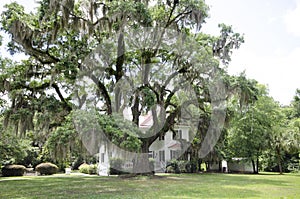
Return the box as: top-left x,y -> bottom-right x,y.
115,33 -> 125,113
198,159 -> 202,172
131,92 -> 140,126
251,159 -> 256,174
276,147 -> 283,174
256,156 -> 259,174
132,143 -> 152,175
90,75 -> 112,114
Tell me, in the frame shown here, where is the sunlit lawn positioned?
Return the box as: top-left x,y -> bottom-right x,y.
0,172 -> 299,198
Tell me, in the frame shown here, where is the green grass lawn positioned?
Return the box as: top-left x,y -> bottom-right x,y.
0,172 -> 299,198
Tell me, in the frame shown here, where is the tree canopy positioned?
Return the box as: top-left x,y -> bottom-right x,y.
0,0 -> 298,174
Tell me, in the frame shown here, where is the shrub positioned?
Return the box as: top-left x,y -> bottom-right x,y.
79,163 -> 97,175
178,160 -> 187,173
288,162 -> 300,173
88,164 -> 98,175
35,162 -> 58,175
185,162 -> 192,173
185,160 -> 198,173
166,165 -> 175,173
167,159 -> 180,174
1,164 -> 26,177
79,163 -> 89,174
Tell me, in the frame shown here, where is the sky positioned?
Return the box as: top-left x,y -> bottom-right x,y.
203,0 -> 300,105
0,0 -> 300,105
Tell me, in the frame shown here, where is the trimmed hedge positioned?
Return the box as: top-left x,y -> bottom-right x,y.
79,163 -> 89,174
35,162 -> 58,175
1,165 -> 26,177
78,163 -> 97,175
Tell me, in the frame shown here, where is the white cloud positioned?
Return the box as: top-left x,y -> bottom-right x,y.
284,0 -> 300,37
228,46 -> 300,105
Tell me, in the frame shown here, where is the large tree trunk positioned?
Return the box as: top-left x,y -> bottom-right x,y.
256,156 -> 259,174
276,147 -> 283,174
218,160 -> 222,172
115,32 -> 125,113
251,159 -> 256,174
132,143 -> 152,175
90,75 -> 112,114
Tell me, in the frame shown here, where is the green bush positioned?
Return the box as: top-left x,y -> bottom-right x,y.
1,164 -> 26,177
0,130 -> 32,166
166,160 -> 193,173
35,162 -> 58,175
88,164 -> 98,175
288,162 -> 300,173
185,160 -> 198,173
166,165 -> 175,173
79,163 -> 90,174
78,163 -> 97,175
178,160 -> 187,173
166,159 -> 180,174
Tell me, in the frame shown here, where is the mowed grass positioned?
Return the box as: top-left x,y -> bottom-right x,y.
0,172 -> 300,199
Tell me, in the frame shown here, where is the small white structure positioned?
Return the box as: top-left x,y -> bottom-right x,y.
222,160 -> 228,172
65,168 -> 71,175
209,160 -> 228,172
98,113 -> 191,175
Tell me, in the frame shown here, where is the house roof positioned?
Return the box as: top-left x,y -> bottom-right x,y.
168,142 -> 181,150
139,114 -> 189,129
124,107 -> 189,129
139,114 -> 153,127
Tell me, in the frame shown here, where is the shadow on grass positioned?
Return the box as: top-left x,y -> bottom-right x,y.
183,172 -> 291,187
257,172 -> 284,176
1,173 -> 298,199
169,187 -> 260,199
228,176 -> 287,186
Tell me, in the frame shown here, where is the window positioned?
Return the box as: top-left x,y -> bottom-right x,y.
148,151 -> 154,158
159,135 -> 165,140
170,150 -> 179,160
101,153 -> 105,163
159,151 -> 165,162
173,130 -> 182,140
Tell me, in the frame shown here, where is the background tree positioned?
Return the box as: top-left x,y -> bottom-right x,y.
291,89 -> 300,118
227,85 -> 271,174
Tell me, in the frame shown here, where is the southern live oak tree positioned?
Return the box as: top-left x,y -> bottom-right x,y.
0,0 -> 244,173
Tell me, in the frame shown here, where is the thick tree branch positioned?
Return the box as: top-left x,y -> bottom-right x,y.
52,83 -> 72,111
89,74 -> 112,115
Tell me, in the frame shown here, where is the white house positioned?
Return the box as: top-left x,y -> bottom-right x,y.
98,113 -> 191,176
